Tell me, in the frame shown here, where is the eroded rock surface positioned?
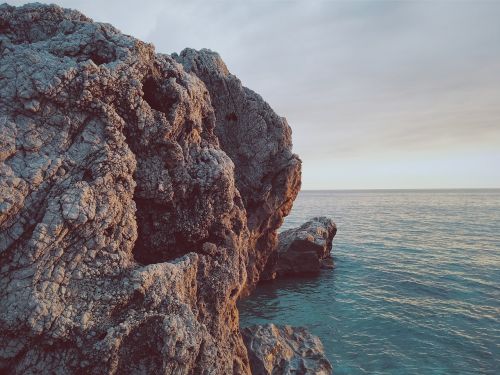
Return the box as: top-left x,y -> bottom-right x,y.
242,324 -> 333,375
0,3 -> 300,374
174,49 -> 302,288
263,217 -> 337,279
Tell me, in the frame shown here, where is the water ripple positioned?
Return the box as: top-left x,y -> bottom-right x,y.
239,190 -> 500,375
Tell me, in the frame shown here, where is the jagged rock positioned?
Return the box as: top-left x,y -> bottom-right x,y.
174,49 -> 302,288
0,3 -> 300,374
242,324 -> 333,375
263,217 -> 337,279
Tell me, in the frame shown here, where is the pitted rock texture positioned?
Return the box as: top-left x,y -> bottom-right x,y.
0,3 -> 300,374
262,217 -> 337,279
174,49 -> 302,288
242,324 -> 333,375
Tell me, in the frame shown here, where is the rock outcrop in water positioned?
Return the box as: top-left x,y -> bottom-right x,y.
242,324 -> 332,375
262,217 -> 337,279
0,3 -> 301,373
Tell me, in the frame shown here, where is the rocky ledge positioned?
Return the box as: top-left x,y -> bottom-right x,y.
0,3 -> 307,374
242,324 -> 332,375
263,217 -> 337,279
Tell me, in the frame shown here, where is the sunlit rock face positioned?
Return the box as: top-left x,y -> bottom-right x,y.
0,3 -> 300,374
174,49 -> 302,289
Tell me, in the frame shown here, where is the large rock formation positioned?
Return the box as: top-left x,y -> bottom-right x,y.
0,3 -> 300,374
174,49 -> 302,288
263,217 -> 337,279
242,324 -> 333,375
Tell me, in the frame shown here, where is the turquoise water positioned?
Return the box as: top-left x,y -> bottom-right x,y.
239,190 -> 500,374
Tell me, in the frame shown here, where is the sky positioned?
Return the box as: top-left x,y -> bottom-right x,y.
8,0 -> 500,189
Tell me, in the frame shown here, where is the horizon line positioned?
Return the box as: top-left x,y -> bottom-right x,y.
300,187 -> 500,191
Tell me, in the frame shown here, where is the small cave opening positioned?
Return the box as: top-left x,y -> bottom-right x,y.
142,77 -> 173,113
82,168 -> 93,182
132,220 -> 198,265
104,226 -> 114,237
230,287 -> 239,298
131,199 -> 192,265
89,51 -> 113,66
131,198 -> 225,265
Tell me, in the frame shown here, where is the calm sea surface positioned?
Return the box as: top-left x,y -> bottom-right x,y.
239,190 -> 500,374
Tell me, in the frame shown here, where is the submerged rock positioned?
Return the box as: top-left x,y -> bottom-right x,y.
263,217 -> 337,279
0,3 -> 300,374
242,324 -> 333,375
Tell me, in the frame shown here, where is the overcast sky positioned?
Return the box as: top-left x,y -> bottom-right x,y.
9,0 -> 500,189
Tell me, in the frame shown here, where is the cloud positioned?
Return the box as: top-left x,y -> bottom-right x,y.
6,0 -> 500,188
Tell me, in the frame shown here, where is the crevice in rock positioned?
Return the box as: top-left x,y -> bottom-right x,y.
142,77 -> 175,114
131,198 -> 229,265
230,287 -> 238,298
133,225 -> 197,265
131,199 -> 194,265
82,169 -> 92,182
104,226 -> 114,237
88,51 -> 112,66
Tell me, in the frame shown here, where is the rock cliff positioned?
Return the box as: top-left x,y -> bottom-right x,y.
0,3 -> 300,374
173,49 -> 302,288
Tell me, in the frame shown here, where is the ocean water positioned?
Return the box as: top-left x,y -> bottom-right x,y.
239,190 -> 500,374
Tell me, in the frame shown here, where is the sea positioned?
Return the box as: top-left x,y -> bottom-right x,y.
238,189 -> 500,374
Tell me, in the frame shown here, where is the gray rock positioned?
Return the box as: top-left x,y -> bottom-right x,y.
242,324 -> 333,375
263,217 -> 337,279
0,3 -> 301,374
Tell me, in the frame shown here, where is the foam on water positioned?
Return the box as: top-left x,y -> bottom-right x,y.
239,190 -> 500,374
